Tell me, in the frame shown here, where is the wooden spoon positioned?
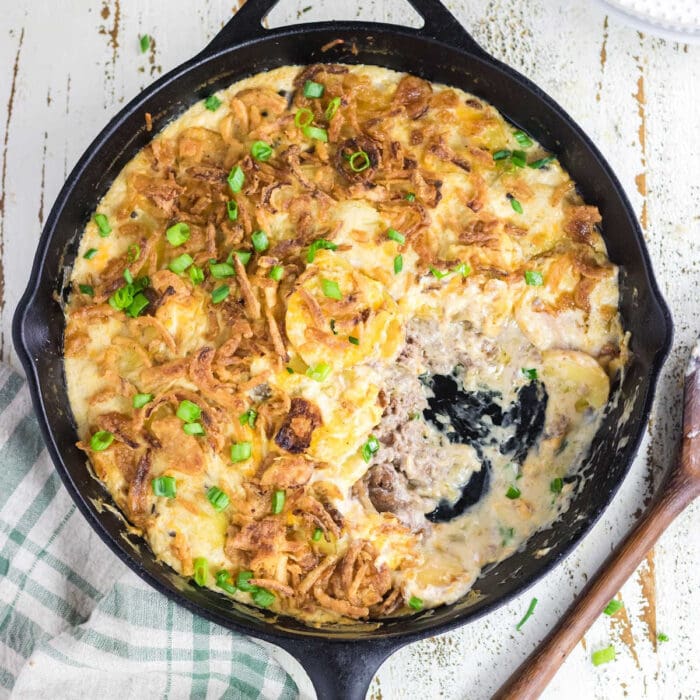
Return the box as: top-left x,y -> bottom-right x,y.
494,342 -> 700,700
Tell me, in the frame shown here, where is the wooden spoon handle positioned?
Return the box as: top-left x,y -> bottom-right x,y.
494,468 -> 700,700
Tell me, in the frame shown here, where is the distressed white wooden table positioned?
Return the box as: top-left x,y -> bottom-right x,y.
2,1 -> 699,697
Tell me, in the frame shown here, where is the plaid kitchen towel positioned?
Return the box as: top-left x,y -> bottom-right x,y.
0,365 -> 298,699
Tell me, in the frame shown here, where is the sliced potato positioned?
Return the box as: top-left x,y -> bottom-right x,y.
541,349 -> 610,410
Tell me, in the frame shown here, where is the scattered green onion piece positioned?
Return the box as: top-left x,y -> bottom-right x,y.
361,435 -> 380,463
109,286 -> 133,311
408,596 -> 424,611
251,140 -> 273,161
127,243 -> 141,262
516,597 -> 538,631
207,486 -> 230,512
230,441 -> 252,463
193,557 -> 208,586
132,393 -> 153,409
139,34 -> 151,53
405,192 -> 416,202
306,362 -> 331,382
306,239 -> 337,263
522,368 -> 538,381
394,254 -> 403,274
166,222 -> 190,247
550,477 -> 564,494
506,486 -> 521,499
510,150 -> 527,168
271,489 -> 286,515
227,165 -> 245,193
251,230 -> 269,253
252,588 -> 275,608
126,292 -> 149,318
493,149 -> 511,161
524,270 -> 544,286
324,96 -> 341,121
286,367 -> 294,374
312,527 -> 323,542
90,430 -> 114,452
183,422 -> 205,436
235,250 -> 252,266
84,248 -> 98,260
510,197 -> 523,214
603,599 -> 624,616
348,150 -> 370,172
204,95 -> 222,111
211,285 -> 230,304
209,261 -> 235,279
429,266 -> 449,279
514,130 -> 533,148
215,570 -> 237,595
348,336 -> 359,346
236,570 -> 255,591
387,228 -> 405,244
78,284 -> 94,297
528,155 -> 556,169
294,108 -> 314,128
329,319 -> 337,335
169,253 -> 194,274
189,265 -> 204,285
269,265 -> 283,281
94,213 -> 112,237
152,475 -> 177,498
239,409 -> 257,428
500,526 -> 515,545
321,279 -> 342,300
657,633 -> 669,643
303,80 -> 325,98
302,125 -> 328,142
226,200 -> 239,221
454,262 -> 471,277
176,399 -> 201,423
591,645 -> 616,666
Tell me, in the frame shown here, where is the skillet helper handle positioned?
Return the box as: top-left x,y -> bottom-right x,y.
494,467 -> 700,700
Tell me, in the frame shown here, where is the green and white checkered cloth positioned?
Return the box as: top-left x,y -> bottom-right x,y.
0,366 -> 298,699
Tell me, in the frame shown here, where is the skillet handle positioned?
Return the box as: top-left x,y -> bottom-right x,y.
203,0 -> 488,58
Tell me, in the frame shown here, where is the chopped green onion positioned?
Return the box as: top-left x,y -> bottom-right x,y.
303,80 -> 325,98
211,285 -> 230,304
127,243 -> 141,262
90,430 -> 114,451
78,284 -> 94,297
348,336 -> 359,345
132,393 -> 153,409
126,292 -> 149,318
94,213 -> 112,237
252,588 -> 275,607
235,250 -> 252,266
361,435 -> 380,463
514,130 -> 533,148
269,265 -> 283,281
271,489 -> 285,515
227,165 -> 245,193
226,200 -> 238,221
510,150 -> 527,168
321,279 -> 342,300
302,125 -> 328,142
405,192 -> 416,202
591,645 -> 616,666
408,596 -> 424,611
506,486 -> 521,499
306,239 -> 337,263
207,486 -> 230,512
183,422 -> 205,436
429,266 -> 449,279
493,149 -> 511,161
193,557 -> 208,586
109,286 -> 133,311
169,253 -> 194,274
516,597 -> 538,631
348,150 -> 370,172
251,140 -> 273,161
209,261 -> 235,279
239,409 -> 257,428
189,265 -> 204,285
166,222 -> 190,247
236,570 -> 255,591
286,367 -> 294,374
524,270 -> 544,286
251,230 -> 269,252
294,108 -> 314,128
176,399 -> 201,423
152,475 -> 177,498
453,262 -> 471,277
394,254 -> 403,274
603,599 -> 623,616
510,197 -> 523,214
139,34 -> 151,53
387,228 -> 405,244
215,570 -> 237,595
528,156 -> 556,170
657,633 -> 669,643
325,96 -> 341,121
329,319 -> 337,335
522,368 -> 538,381
204,95 -> 222,111
550,477 -> 564,494
500,526 -> 515,545
306,362 -> 331,382
230,441 -> 252,463
84,248 -> 98,260
312,527 -> 323,542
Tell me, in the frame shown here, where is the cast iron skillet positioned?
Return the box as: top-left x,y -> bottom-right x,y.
13,0 -> 672,697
